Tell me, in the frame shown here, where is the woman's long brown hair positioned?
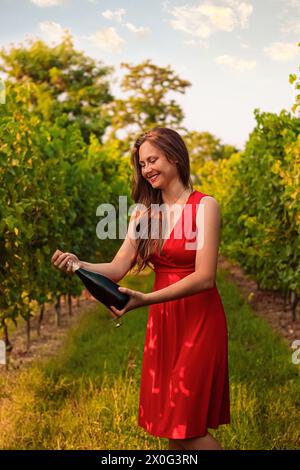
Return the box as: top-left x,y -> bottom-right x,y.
129,127 -> 193,274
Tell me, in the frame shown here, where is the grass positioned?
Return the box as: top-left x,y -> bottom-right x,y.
0,268 -> 299,450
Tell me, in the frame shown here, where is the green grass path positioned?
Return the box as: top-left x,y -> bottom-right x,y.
0,268 -> 299,450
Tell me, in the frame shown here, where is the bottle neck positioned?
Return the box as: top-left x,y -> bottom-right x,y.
71,260 -> 81,272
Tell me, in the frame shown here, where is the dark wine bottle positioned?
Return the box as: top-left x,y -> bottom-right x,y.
71,261 -> 130,310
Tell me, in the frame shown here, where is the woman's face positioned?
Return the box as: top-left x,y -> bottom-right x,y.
138,141 -> 179,190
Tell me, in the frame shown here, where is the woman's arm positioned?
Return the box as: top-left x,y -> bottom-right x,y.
145,271 -> 213,305
144,196 -> 221,305
80,235 -> 137,283
52,210 -> 139,282
79,260 -> 123,282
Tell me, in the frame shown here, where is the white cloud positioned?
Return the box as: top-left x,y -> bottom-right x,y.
123,22 -> 151,37
215,54 -> 256,72
264,42 -> 299,62
39,21 -> 68,42
223,0 -> 253,27
84,27 -> 124,53
278,0 -> 300,36
281,0 -> 300,9
101,8 -> 150,38
102,8 -> 126,23
280,19 -> 300,35
184,39 -> 197,45
236,2 -> 253,28
184,38 -> 209,48
236,33 -> 250,49
166,0 -> 253,39
31,0 -> 67,6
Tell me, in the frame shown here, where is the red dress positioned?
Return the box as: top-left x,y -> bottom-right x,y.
137,190 -> 230,439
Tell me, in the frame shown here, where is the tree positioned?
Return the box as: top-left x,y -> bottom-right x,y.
104,59 -> 192,153
0,32 -> 114,144
183,130 -> 239,182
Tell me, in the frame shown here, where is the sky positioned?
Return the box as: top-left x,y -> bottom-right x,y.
0,0 -> 299,149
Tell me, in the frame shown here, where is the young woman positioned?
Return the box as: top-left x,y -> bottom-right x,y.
51,127 -> 230,450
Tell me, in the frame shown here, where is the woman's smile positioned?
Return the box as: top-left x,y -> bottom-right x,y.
149,173 -> 160,184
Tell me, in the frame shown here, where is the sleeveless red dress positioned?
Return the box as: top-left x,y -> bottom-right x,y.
137,190 -> 230,439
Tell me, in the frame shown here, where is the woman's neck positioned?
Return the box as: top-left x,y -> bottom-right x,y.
161,186 -> 191,205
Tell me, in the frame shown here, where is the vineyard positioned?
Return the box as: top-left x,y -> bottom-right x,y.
0,34 -> 299,450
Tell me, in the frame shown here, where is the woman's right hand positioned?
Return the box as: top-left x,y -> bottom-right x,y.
51,249 -> 81,275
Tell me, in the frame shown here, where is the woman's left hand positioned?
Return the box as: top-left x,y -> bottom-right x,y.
109,287 -> 149,319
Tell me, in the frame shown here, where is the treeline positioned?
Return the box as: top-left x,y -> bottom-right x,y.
198,107 -> 300,320
0,33 -> 207,352
0,81 -> 131,350
0,32 -> 299,355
